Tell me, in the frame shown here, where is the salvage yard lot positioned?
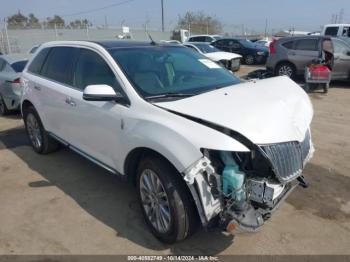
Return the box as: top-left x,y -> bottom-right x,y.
0,66 -> 350,255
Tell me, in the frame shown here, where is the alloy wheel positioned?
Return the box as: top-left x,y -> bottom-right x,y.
278,65 -> 293,77
139,169 -> 171,233
26,113 -> 42,149
245,55 -> 254,65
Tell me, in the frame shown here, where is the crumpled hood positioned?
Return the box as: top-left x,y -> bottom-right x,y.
205,51 -> 242,61
155,76 -> 313,145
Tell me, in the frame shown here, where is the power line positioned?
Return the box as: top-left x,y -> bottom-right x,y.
60,0 -> 137,18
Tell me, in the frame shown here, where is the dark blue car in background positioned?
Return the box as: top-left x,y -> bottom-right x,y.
212,38 -> 269,65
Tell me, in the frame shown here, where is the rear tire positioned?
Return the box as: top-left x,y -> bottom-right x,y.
275,62 -> 296,79
0,94 -> 9,116
23,106 -> 60,154
136,154 -> 198,243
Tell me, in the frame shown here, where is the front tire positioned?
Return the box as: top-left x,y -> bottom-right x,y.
136,155 -> 198,243
23,106 -> 59,154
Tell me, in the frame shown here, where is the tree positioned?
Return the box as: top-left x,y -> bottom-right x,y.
46,15 -> 65,28
69,19 -> 92,29
27,13 -> 40,28
7,11 -> 28,29
176,11 -> 223,35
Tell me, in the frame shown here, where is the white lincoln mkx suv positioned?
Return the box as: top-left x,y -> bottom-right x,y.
20,40 -> 314,243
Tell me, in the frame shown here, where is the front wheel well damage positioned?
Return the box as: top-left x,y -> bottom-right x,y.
124,147 -> 202,225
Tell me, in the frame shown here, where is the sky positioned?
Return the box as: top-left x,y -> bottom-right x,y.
0,0 -> 349,33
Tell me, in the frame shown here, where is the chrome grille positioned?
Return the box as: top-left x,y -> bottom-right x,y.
260,131 -> 311,183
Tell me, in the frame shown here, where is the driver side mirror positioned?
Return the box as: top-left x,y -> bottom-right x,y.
83,84 -> 129,105
347,51 -> 350,56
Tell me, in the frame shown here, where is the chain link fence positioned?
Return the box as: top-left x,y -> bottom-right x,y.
0,23 -> 171,55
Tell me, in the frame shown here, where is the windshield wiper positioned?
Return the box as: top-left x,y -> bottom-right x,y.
145,92 -> 196,100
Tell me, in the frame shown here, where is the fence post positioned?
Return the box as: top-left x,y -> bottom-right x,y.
4,22 -> 11,54
86,24 -> 90,40
54,23 -> 58,40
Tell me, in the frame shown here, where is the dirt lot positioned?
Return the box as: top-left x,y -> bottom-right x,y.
0,66 -> 350,255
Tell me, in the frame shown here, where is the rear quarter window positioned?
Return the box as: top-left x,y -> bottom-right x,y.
295,39 -> 319,51
28,48 -> 51,75
282,41 -> 294,49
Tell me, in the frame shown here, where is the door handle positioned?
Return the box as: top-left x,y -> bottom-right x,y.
34,85 -> 41,91
65,97 -> 76,107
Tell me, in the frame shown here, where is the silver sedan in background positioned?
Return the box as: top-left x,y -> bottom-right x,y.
0,55 -> 29,115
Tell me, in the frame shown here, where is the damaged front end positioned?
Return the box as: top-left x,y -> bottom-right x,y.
183,129 -> 314,234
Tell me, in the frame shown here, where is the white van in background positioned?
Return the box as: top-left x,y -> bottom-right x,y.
322,24 -> 350,37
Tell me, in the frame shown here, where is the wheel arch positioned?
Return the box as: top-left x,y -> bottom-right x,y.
124,147 -> 189,185
21,99 -> 34,116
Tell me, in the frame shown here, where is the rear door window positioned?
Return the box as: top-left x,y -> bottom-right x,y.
28,48 -> 51,75
295,39 -> 319,51
325,27 -> 339,36
41,47 -> 78,85
228,40 -> 241,49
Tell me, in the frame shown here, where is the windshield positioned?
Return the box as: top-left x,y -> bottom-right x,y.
193,43 -> 220,53
109,46 -> 240,99
238,39 -> 256,48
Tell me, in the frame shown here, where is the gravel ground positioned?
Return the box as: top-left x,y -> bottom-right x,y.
0,66 -> 349,255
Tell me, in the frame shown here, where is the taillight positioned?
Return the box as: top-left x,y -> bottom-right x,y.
11,78 -> 21,84
269,40 -> 277,55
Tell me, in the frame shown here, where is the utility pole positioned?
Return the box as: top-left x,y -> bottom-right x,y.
161,0 -> 165,32
104,16 -> 108,29
264,18 -> 268,38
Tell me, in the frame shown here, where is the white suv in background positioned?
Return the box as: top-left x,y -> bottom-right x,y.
21,40 -> 314,243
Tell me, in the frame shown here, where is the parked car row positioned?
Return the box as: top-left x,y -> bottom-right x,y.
184,35 -> 269,65
12,40 -> 315,244
183,42 -> 242,71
